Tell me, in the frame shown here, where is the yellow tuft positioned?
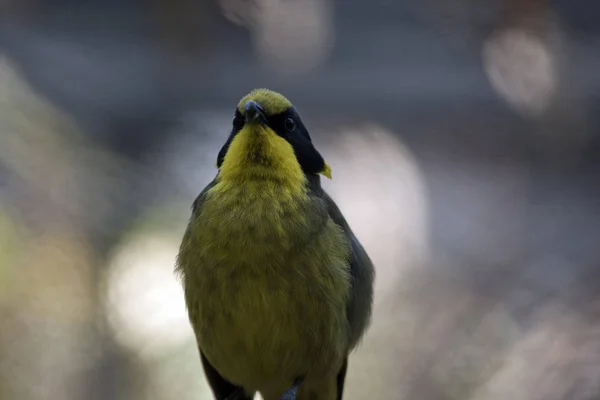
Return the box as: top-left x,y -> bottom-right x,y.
237,88 -> 292,116
320,162 -> 332,179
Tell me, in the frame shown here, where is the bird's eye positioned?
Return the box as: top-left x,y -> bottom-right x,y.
284,118 -> 296,132
232,113 -> 244,130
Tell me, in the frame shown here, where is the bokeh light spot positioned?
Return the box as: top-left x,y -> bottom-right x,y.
483,28 -> 557,116
104,231 -> 192,360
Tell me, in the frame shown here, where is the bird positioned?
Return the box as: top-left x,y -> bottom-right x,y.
176,88 -> 375,400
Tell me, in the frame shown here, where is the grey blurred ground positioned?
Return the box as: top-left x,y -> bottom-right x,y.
1,1 -> 600,399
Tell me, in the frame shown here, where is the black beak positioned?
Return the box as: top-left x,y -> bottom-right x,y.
244,100 -> 266,124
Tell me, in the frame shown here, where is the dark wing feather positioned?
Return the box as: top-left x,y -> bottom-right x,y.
176,177 -> 217,279
191,177 -> 218,215
308,176 -> 375,349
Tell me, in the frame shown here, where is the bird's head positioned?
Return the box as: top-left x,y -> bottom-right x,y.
216,89 -> 331,187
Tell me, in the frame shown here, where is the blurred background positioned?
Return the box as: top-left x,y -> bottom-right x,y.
1,0 -> 600,399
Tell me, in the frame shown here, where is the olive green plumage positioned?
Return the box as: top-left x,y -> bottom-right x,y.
176,89 -> 375,400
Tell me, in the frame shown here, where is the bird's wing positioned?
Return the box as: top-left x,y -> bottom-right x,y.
175,177 -> 217,280
311,180 -> 375,349
191,177 -> 218,215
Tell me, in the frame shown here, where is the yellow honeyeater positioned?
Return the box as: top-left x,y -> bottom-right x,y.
176,89 -> 375,400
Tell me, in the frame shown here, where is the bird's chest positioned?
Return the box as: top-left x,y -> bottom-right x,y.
182,190 -> 351,386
